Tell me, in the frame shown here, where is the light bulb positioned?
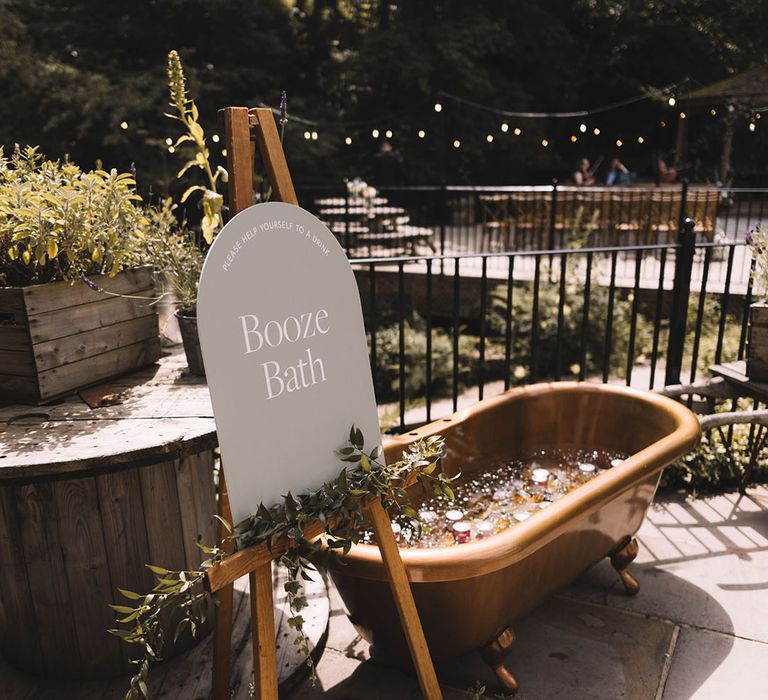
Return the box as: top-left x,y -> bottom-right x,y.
453,139 -> 460,148
304,131 -> 311,140
120,121 -> 128,130
486,134 -> 494,143
165,137 -> 173,146
212,134 -> 220,143
501,123 -> 509,133
418,129 -> 426,138
372,128 -> 379,138
616,139 -> 623,147
668,97 -> 676,106
679,112 -> 686,119
637,136 -> 644,144
749,122 -> 756,132
434,103 -> 442,112
344,136 -> 352,145
570,135 -> 577,143
513,127 -> 521,136
385,129 -> 393,138
311,131 -> 318,141
593,127 -> 601,135
579,123 -> 587,133
541,138 -> 549,147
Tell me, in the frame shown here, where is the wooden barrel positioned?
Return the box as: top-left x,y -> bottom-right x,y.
0,353 -> 219,679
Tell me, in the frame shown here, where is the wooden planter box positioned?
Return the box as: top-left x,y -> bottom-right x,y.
0,266 -> 161,404
747,302 -> 768,381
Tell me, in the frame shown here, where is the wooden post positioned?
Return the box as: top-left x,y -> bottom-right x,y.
720,112 -> 736,184
209,106 -> 443,700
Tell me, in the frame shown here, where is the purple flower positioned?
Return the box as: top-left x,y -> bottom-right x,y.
81,274 -> 101,292
130,161 -> 137,179
279,90 -> 288,125
746,229 -> 754,244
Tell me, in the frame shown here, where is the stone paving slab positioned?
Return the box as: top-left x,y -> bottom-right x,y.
565,488 -> 768,644
661,627 -> 768,700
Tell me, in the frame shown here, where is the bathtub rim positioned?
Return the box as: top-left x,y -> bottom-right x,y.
335,382 -> 700,584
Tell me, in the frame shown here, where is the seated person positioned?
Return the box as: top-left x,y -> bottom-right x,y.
573,157 -> 596,186
657,157 -> 678,184
605,157 -> 631,185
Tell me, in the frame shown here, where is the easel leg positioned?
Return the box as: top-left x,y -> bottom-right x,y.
212,584 -> 234,700
213,468 -> 235,700
367,498 -> 443,700
250,562 -> 279,699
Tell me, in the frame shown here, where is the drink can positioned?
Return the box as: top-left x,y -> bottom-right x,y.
531,468 -> 550,487
445,509 -> 464,530
452,521 -> 471,544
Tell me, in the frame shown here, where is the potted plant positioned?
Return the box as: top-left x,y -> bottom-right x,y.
746,223 -> 768,380
0,146 -> 172,403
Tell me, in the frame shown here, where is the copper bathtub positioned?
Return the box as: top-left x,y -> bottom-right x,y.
330,382 -> 700,691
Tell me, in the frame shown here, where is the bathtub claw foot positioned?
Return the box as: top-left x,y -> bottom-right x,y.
610,537 -> 640,596
480,627 -> 519,693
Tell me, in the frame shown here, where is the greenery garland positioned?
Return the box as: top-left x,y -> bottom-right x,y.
110,426 -> 451,700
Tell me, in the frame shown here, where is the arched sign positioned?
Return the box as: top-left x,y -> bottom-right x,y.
197,202 -> 381,526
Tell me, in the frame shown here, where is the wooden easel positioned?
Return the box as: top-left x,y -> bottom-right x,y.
206,106 -> 443,700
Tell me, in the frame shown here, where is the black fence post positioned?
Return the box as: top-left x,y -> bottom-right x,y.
678,179 -> 689,233
664,217 -> 696,386
344,186 -> 352,256
439,181 -> 448,274
548,179 -> 558,251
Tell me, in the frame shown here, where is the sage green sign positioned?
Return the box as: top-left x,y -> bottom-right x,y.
197,202 -> 381,525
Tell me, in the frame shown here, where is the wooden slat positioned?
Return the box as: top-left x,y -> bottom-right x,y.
96,468 -> 154,671
32,315 -> 158,372
0,325 -> 32,351
52,476 -> 122,676
139,460 -> 187,573
0,287 -> 27,320
0,349 -> 36,376
15,481 -> 83,676
36,337 -> 161,401
0,374 -> 38,403
250,108 -> 298,206
222,107 -> 254,216
21,267 -> 155,316
0,488 -> 42,670
174,451 -> 216,570
27,289 -> 155,345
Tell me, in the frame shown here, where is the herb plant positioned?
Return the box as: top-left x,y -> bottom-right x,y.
0,146 -> 171,287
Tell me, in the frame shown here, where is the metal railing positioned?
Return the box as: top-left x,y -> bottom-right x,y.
350,220 -> 758,433
299,182 -> 768,262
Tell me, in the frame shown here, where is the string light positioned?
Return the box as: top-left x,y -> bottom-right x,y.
637,136 -> 644,144
756,113 -> 762,120
749,122 -> 756,132
486,134 -> 494,143
679,111 -> 686,119
668,97 -> 676,106
344,136 -> 352,145
452,139 -> 461,148
212,134 -> 220,143
579,123 -> 587,133
513,127 -> 522,136
385,129 -> 393,138
501,122 -> 509,133
616,139 -> 623,147
167,146 -> 175,154
164,137 -> 173,146
434,103 -> 442,112
120,121 -> 128,130
660,121 -> 667,128
570,135 -> 578,143
303,131 -> 311,140
593,127 -> 601,135
372,128 -> 380,138
418,129 -> 426,138
311,131 -> 318,141
541,138 -> 549,147
710,108 -> 717,116
221,148 -> 227,157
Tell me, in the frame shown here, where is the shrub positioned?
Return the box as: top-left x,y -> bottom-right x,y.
0,146 -> 172,287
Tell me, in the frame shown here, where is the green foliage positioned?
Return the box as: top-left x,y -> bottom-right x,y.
663,403 -> 768,494
485,274 -> 654,382
0,146 -> 172,286
112,427 -> 452,699
165,50 -> 226,245
371,314 -> 478,403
